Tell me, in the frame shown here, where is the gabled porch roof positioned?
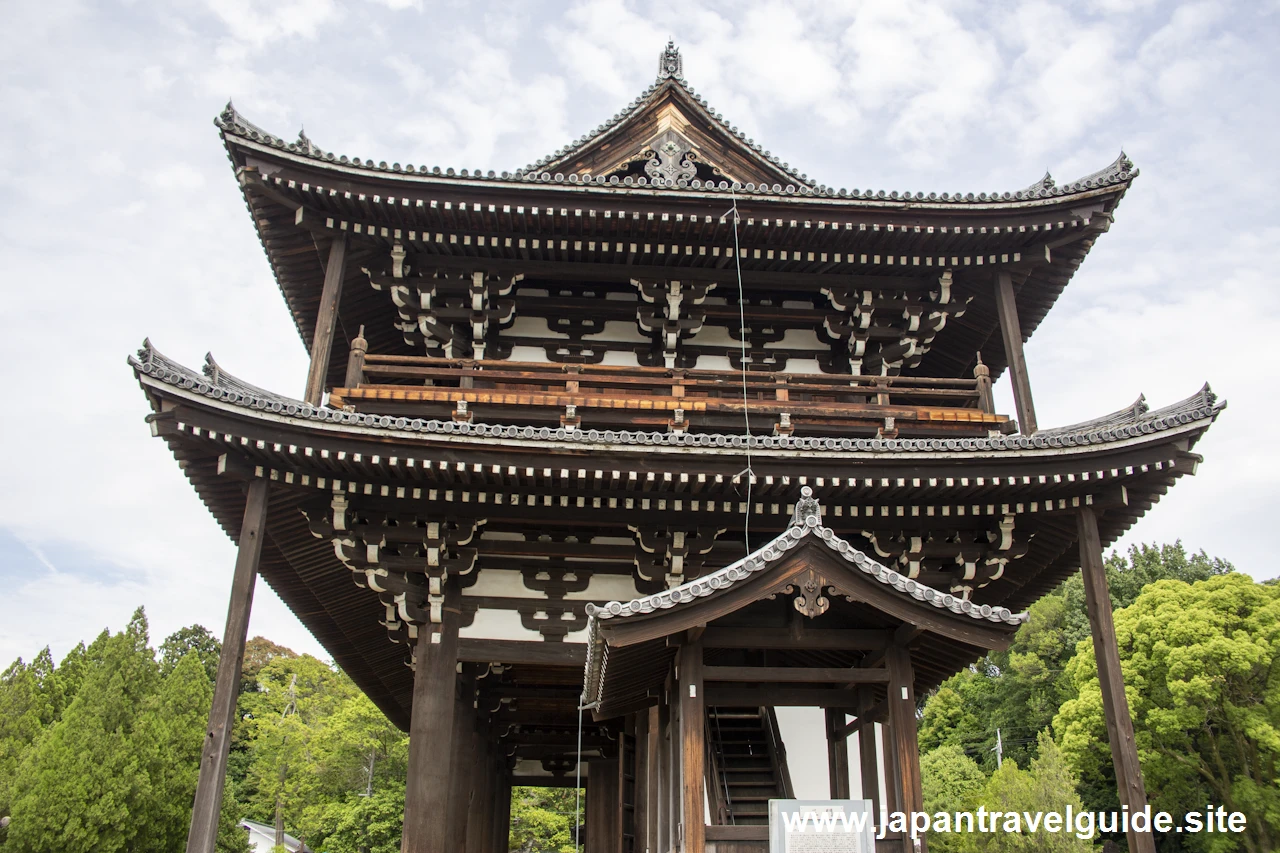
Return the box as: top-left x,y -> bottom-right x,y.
582,488 -> 1027,717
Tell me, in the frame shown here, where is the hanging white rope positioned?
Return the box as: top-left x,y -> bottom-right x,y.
727,189 -> 754,554
574,700 -> 584,850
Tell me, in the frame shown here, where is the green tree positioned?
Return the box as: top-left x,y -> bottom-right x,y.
160,624 -> 222,682
1055,573 -> 1279,852
308,786 -> 405,853
921,745 -> 986,852
134,653 -> 214,852
509,786 -> 581,853
5,609 -> 160,853
921,542 -> 1234,771
0,648 -> 61,825
965,733 -> 1091,853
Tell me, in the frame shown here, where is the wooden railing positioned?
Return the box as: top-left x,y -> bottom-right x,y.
329,350 -> 1010,438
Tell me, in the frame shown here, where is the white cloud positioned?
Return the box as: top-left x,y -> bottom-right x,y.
2,0 -> 1279,674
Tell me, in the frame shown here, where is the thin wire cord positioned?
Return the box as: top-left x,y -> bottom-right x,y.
728,189 -> 753,554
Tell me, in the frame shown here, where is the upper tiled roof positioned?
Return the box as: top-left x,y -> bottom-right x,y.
131,340 -> 1223,455
215,43 -> 1137,206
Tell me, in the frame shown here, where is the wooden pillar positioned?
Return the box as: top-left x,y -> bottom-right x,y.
448,694 -> 478,850
304,234 -> 348,407
466,729 -> 493,853
677,639 -> 705,853
825,709 -> 851,799
993,271 -> 1038,434
493,770 -> 511,853
658,687 -> 673,853
1078,507 -> 1156,853
587,759 -> 620,853
879,721 -> 899,815
887,646 -> 925,853
646,705 -> 661,852
634,711 -> 651,853
856,690 -> 881,815
185,479 -> 269,853
401,584 -> 461,853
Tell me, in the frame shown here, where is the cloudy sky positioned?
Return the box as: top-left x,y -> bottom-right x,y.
2,0 -> 1277,728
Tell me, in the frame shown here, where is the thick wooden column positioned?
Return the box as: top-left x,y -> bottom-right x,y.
887,646 -> 925,853
856,690 -> 881,815
587,759 -> 620,853
402,585 -> 461,853
1078,507 -> 1156,853
879,721 -> 900,815
493,770 -> 511,853
304,234 -> 348,407
466,729 -> 493,853
677,639 -> 705,853
993,271 -> 1038,434
634,711 -> 651,853
658,687 -> 673,853
448,693 -> 478,850
825,709 -> 851,799
186,479 -> 269,853
646,705 -> 661,851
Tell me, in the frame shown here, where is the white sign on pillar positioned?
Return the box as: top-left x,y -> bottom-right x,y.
769,799 -> 876,853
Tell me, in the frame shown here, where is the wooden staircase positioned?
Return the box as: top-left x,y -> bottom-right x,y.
706,707 -> 794,826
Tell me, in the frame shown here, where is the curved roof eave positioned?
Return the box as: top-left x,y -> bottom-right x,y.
216,104 -> 1137,211
130,341 -> 1224,461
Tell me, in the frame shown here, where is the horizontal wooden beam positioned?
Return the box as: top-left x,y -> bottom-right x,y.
837,700 -> 887,739
703,666 -> 889,684
706,825 -> 769,841
458,638 -> 587,667
701,628 -> 890,651
704,686 -> 863,707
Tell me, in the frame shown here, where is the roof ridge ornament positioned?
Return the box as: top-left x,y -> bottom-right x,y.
791,485 -> 821,526
658,40 -> 683,80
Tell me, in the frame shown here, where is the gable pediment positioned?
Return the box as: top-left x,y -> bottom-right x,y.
529,43 -> 813,190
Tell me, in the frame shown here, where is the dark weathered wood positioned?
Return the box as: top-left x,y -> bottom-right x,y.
702,627 -> 891,650
186,479 -> 269,853
826,709 -> 851,799
457,637 -> 586,666
657,687 -> 673,853
886,646 -> 925,853
880,720 -> 899,815
646,705 -> 661,851
447,693 -> 477,850
402,585 -> 461,853
678,639 -> 706,853
974,354 -> 995,415
837,700 -> 887,739
634,711 -> 650,853
586,759 -> 620,853
993,271 -> 1038,434
1078,507 -> 1156,853
343,325 -> 367,389
494,772 -> 512,853
706,686 -> 864,707
304,234 -> 348,406
705,665 -> 889,684
857,689 -> 882,816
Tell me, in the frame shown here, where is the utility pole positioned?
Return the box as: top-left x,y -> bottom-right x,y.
994,729 -> 1003,769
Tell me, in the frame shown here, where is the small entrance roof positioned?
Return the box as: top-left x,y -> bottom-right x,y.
582,488 -> 1027,717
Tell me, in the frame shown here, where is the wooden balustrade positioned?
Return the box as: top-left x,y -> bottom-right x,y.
329,353 -> 1012,438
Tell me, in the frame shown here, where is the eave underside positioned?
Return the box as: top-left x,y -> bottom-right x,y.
226,143 -> 1127,389
140,368 -> 1215,728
